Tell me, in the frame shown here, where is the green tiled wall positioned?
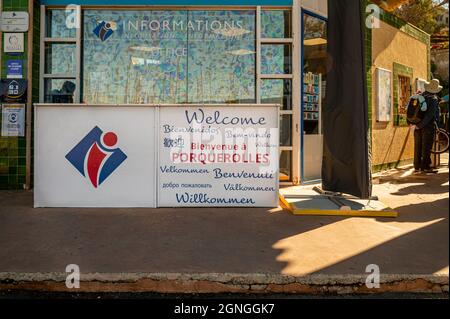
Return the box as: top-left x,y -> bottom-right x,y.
31,0 -> 40,188
2,0 -> 28,10
372,158 -> 413,173
378,9 -> 430,45
364,0 -> 373,167
0,0 -> 39,189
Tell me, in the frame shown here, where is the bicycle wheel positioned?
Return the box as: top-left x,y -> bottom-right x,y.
431,128 -> 450,154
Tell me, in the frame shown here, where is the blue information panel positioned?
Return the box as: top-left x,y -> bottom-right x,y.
6,60 -> 23,79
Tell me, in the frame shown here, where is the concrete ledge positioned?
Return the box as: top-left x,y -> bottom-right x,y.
0,273 -> 448,295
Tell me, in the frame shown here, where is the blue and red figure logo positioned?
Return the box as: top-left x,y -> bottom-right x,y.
93,21 -> 115,41
65,126 -> 127,188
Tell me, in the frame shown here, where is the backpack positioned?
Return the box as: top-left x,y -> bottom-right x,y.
406,94 -> 427,124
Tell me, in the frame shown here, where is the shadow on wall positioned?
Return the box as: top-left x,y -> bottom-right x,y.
373,125 -> 413,168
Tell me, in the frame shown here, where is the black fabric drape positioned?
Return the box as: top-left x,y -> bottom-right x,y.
322,0 -> 372,198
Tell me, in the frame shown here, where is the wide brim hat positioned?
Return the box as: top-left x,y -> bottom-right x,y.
425,79 -> 443,94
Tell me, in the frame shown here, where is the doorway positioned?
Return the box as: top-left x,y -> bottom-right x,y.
301,10 -> 328,182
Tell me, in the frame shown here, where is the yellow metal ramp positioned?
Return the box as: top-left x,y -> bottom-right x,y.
279,185 -> 398,218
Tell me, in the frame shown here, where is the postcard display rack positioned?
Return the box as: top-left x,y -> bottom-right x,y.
302,72 -> 322,134
302,72 -> 323,181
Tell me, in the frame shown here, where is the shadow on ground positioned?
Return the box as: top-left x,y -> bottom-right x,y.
0,162 -> 448,277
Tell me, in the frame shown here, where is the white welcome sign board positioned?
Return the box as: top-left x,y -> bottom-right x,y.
158,106 -> 279,207
34,104 -> 279,208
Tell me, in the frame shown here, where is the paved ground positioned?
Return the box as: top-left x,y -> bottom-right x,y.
0,156 -> 448,293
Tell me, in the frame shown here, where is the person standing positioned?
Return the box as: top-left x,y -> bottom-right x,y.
410,79 -> 443,173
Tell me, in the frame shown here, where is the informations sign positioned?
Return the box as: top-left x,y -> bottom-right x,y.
1,104 -> 25,137
34,106 -> 157,208
158,106 -> 279,207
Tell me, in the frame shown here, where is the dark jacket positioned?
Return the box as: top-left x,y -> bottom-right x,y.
416,92 -> 439,129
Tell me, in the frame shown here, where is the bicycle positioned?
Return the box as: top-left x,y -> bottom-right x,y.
431,122 -> 449,154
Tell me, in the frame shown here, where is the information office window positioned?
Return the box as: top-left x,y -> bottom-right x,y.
261,10 -> 292,38
187,11 -> 255,104
46,9 -> 76,38
259,9 -> 293,182
81,10 -> 255,104
83,10 -> 188,104
42,6 -> 293,183
261,44 -> 292,74
261,79 -> 292,110
45,43 -> 77,75
42,8 -> 80,103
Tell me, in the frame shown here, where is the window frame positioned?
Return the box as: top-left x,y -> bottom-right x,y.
258,7 -> 295,182
40,6 -> 81,103
40,5 -> 294,104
